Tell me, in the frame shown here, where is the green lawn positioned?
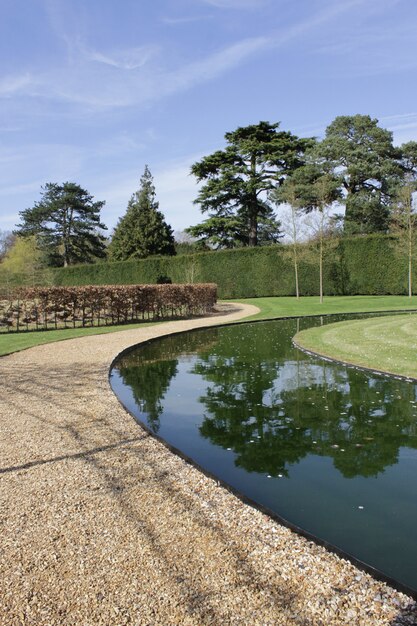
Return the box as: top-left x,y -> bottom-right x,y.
0,321 -> 162,358
1,295 -> 417,358
236,295 -> 417,321
294,313 -> 417,379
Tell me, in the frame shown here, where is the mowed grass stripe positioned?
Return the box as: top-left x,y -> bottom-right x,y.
294,314 -> 417,379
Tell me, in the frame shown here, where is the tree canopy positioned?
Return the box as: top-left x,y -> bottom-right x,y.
318,115 -> 401,234
109,166 -> 176,261
15,182 -> 107,267
0,235 -> 46,284
187,121 -> 313,248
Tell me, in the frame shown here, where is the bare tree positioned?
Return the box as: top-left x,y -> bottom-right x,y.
390,180 -> 417,299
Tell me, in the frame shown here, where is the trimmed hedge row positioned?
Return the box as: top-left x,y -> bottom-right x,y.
47,235 -> 414,298
0,283 -> 217,333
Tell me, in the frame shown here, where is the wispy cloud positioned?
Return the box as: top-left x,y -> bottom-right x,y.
381,113 -> 417,145
273,0 -> 370,45
162,14 -> 213,25
4,0 -> 377,113
9,35 -> 272,110
87,45 -> 159,70
165,36 -> 271,90
201,0 -> 267,8
0,74 -> 38,98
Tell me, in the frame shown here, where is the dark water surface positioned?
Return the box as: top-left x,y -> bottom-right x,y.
110,315 -> 417,593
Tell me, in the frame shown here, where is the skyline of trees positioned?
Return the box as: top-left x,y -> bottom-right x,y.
2,114 -> 417,272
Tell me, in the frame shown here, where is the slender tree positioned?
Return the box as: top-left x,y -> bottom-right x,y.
109,166 -> 175,260
390,141 -> 417,299
0,230 -> 15,262
272,180 -> 306,298
281,162 -> 342,303
188,121 -> 313,248
15,182 -> 107,267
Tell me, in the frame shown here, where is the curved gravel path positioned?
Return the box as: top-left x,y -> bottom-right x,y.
1,303 -> 416,626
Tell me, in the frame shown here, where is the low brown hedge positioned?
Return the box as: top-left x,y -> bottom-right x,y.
0,283 -> 217,333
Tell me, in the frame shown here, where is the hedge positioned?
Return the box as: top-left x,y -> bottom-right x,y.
0,283 -> 217,333
6,234 -> 415,299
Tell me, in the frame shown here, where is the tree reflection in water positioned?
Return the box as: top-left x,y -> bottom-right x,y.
110,316 -> 417,592
114,317 -> 417,478
193,321 -> 417,479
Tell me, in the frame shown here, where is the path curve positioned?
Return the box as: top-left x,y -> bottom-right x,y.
0,303 -> 415,626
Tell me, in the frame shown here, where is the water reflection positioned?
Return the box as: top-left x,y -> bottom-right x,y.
114,319 -> 417,479
110,316 -> 417,591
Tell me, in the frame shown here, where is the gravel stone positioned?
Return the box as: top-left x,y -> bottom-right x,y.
1,302 -> 416,625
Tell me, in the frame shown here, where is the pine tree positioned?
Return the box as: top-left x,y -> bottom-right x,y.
187,121 -> 312,248
109,166 -> 176,260
15,182 -> 107,267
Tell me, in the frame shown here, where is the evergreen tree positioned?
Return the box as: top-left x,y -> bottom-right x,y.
318,115 -> 401,234
109,166 -> 176,260
15,182 -> 107,267
187,121 -> 312,248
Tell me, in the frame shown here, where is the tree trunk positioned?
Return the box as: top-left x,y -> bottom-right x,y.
291,206 -> 299,298
319,211 -> 324,304
409,209 -> 412,299
248,156 -> 258,247
293,242 -> 299,299
248,201 -> 258,247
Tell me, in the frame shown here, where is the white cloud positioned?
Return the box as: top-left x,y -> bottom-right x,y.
87,45 -> 159,70
201,0 -> 266,8
164,36 -> 271,90
10,34 -> 272,110
383,113 -> 417,145
2,0 -> 379,113
162,14 -> 213,25
0,74 -> 38,98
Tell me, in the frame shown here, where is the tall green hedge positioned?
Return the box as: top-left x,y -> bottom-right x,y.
46,234 -> 414,298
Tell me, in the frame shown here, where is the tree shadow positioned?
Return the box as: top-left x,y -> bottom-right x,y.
1,354 -> 416,624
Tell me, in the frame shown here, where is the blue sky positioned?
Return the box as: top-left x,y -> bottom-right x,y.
1,0 -> 416,236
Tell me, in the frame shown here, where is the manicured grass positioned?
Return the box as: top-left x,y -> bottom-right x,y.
294,313 -> 417,379
0,321 -> 161,358
1,295 -> 417,358
236,295 -> 417,320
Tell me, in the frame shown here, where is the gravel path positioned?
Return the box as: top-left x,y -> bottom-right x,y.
1,302 -> 416,626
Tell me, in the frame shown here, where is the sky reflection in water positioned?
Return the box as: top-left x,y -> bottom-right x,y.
110,315 -> 417,592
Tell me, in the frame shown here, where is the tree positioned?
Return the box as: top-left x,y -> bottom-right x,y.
390,141 -> 417,298
188,121 -> 313,248
318,115 -> 401,234
280,162 -> 342,303
0,230 -> 15,262
272,179 -> 308,299
109,166 -> 176,261
0,235 -> 50,285
187,205 -> 282,249
15,182 -> 107,267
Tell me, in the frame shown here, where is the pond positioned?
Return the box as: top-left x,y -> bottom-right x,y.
109,315 -> 417,595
